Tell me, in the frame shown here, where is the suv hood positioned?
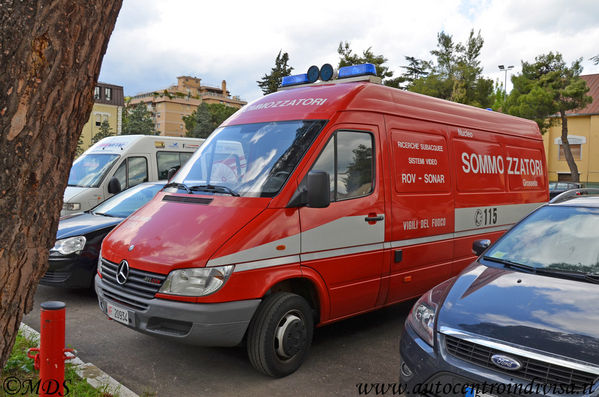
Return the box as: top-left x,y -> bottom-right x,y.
438,263 -> 599,365
101,192 -> 270,274
57,212 -> 123,240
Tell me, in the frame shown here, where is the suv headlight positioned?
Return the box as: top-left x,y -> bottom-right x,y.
159,266 -> 234,296
406,278 -> 454,346
63,202 -> 81,211
50,236 -> 86,255
97,248 -> 103,277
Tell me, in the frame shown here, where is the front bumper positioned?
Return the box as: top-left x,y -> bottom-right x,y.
40,255 -> 96,289
399,323 -> 599,396
95,274 -> 260,346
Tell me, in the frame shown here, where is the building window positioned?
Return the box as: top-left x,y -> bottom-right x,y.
95,114 -> 101,126
105,87 -> 112,101
94,86 -> 101,100
558,144 -> 582,161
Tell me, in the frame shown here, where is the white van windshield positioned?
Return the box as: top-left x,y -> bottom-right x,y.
68,154 -> 120,188
171,120 -> 327,197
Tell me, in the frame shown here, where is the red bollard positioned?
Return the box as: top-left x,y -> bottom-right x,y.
27,301 -> 75,397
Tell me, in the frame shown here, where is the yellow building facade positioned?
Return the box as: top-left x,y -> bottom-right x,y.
80,82 -> 124,151
129,76 -> 246,137
542,74 -> 599,186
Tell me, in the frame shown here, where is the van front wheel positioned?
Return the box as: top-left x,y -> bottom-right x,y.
246,292 -> 314,377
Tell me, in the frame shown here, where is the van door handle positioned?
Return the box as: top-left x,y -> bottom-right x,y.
365,215 -> 384,222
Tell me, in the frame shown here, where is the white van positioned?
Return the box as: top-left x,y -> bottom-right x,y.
63,135 -> 203,216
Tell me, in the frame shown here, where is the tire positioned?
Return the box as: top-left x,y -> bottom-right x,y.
246,292 -> 314,377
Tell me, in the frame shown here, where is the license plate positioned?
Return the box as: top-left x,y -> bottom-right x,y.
106,302 -> 129,325
465,386 -> 496,397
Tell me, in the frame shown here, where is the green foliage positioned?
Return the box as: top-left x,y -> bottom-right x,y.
337,41 -> 395,84
1,331 -> 113,396
404,29 -> 494,108
505,52 -> 592,182
92,120 -> 114,145
122,103 -> 158,135
257,50 -> 294,95
343,144 -> 373,195
2,332 -> 37,375
75,136 -> 85,157
504,52 -> 592,133
184,103 -> 238,139
490,80 -> 506,111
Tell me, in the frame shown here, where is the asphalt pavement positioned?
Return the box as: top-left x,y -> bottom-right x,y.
23,285 -> 413,397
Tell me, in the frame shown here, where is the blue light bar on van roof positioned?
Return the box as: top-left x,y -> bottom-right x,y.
338,63 -> 376,79
281,74 -> 309,87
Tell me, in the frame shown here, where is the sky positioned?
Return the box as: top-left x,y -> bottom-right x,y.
98,0 -> 599,104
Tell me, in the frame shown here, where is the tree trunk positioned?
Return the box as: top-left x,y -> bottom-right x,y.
559,110 -> 580,182
0,0 -> 122,367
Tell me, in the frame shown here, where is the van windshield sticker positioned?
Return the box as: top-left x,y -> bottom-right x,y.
243,98 -> 328,112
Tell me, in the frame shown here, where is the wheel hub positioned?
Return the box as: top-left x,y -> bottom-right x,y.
275,313 -> 307,359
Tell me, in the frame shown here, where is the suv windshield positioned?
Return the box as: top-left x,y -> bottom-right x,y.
172,120 -> 327,197
486,205 -> 599,275
93,183 -> 164,218
68,153 -> 120,188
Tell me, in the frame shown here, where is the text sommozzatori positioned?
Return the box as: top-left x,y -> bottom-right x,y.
244,98 -> 328,112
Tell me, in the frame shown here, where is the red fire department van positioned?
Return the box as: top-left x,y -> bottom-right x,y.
95,64 -> 548,377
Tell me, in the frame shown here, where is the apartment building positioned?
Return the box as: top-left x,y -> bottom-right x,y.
129,76 -> 246,137
79,82 -> 124,151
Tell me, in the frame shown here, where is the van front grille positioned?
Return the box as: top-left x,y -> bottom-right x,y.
100,258 -> 166,306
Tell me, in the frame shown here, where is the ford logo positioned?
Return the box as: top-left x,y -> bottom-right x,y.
491,354 -> 522,371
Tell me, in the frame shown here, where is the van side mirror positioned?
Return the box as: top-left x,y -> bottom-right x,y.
472,239 -> 491,256
107,177 -> 121,195
286,171 -> 331,208
306,171 -> 330,208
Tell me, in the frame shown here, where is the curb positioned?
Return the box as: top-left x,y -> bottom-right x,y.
19,323 -> 139,397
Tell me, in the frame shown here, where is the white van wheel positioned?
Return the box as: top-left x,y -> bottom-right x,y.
246,292 -> 313,377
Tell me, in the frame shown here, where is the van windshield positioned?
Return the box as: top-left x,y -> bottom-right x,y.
172,120 -> 327,197
68,154 -> 120,188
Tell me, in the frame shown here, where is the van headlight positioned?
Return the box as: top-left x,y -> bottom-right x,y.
50,236 -> 86,255
63,202 -> 81,211
406,277 -> 455,346
159,266 -> 234,296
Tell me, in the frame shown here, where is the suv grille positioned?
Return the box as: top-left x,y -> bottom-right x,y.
445,334 -> 597,390
100,258 -> 166,310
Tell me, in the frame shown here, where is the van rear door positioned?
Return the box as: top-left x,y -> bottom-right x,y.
299,124 -> 385,320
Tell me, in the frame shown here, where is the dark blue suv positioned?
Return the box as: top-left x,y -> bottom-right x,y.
400,189 -> 599,396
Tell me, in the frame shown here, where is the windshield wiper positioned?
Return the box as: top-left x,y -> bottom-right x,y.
163,182 -> 192,194
190,184 -> 239,197
535,268 -> 599,284
482,256 -> 537,273
92,211 -> 118,218
584,274 -> 599,284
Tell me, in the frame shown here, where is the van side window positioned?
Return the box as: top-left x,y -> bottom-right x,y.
128,157 -> 148,187
113,157 -> 148,191
157,152 -> 193,179
312,130 -> 374,201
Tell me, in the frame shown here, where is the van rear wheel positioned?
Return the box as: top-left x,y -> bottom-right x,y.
246,292 -> 314,377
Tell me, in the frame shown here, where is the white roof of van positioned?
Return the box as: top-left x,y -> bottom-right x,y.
86,135 -> 203,154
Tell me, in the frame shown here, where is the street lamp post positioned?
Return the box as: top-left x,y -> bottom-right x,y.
498,64 -> 514,103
